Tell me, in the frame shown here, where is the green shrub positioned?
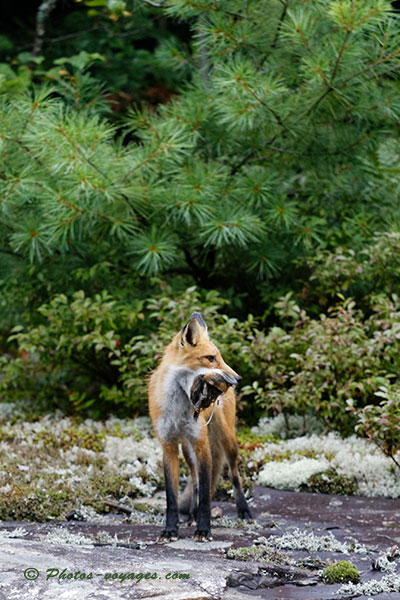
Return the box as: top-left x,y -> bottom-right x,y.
302,232 -> 400,311
242,292 -> 400,435
0,284 -> 255,418
2,277 -> 400,455
349,385 -> 400,471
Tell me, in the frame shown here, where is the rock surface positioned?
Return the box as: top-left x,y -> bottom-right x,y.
0,486 -> 399,600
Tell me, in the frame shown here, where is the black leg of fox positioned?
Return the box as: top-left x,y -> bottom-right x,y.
158,442 -> 180,542
181,440 -> 198,525
193,441 -> 212,541
224,438 -> 253,520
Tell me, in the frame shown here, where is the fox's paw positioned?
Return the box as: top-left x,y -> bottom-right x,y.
238,506 -> 255,522
187,512 -> 196,526
157,528 -> 179,543
193,529 -> 212,542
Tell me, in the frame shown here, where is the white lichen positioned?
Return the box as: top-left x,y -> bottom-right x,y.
371,555 -> 398,573
337,574 -> 400,596
258,457 -> 330,491
44,528 -> 93,546
254,431 -> 400,498
211,516 -> 262,530
251,413 -> 325,439
261,528 -> 368,554
0,527 -> 28,538
129,509 -> 164,526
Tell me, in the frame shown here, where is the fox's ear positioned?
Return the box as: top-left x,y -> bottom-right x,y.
180,312 -> 207,347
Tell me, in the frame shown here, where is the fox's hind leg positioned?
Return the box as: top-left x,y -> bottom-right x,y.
222,433 -> 254,521
158,441 -> 180,542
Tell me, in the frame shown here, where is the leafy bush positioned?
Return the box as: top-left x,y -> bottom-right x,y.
348,386 -> 400,471
242,285 -> 400,440
0,285 -> 255,418
1,277 -> 399,471
302,232 -> 400,311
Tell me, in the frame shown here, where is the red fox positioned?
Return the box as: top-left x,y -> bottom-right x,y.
148,312 -> 253,542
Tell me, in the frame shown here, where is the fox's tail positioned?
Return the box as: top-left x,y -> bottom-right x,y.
179,476 -> 193,514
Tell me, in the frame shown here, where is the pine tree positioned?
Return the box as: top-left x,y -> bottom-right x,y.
1,0 -> 400,326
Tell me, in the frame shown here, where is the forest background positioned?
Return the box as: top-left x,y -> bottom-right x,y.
0,0 -> 400,467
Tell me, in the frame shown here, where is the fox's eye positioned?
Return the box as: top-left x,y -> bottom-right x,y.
205,355 -> 216,363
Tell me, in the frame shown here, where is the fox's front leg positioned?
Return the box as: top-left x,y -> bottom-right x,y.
158,441 -> 180,543
181,440 -> 198,526
193,438 -> 212,542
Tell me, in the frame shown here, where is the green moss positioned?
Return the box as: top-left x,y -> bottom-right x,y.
33,427 -> 106,452
0,469 -> 141,521
87,471 -> 135,500
225,544 -> 293,565
226,546 -> 264,560
133,501 -> 161,513
107,421 -> 142,441
322,561 -> 360,584
0,459 -> 141,521
236,427 -> 274,446
0,427 -> 16,443
0,486 -> 77,521
300,468 -> 358,495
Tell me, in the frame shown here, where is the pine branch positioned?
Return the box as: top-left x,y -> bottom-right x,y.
197,15 -> 212,88
306,30 -> 352,116
182,246 -> 203,284
347,64 -> 400,86
339,48 -> 400,87
3,137 -> 58,188
271,1 -> 288,51
16,27 -> 101,52
262,144 -> 303,156
305,87 -> 333,116
230,149 -> 258,176
235,76 -> 289,132
55,126 -> 137,213
230,135 -> 278,175
308,43 -> 400,116
330,30 -> 351,83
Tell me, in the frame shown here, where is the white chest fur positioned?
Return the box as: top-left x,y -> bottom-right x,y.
155,366 -> 210,443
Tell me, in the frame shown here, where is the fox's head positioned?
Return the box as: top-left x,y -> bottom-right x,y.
171,312 -> 241,386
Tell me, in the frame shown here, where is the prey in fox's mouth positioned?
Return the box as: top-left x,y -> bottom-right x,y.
190,371 -> 238,420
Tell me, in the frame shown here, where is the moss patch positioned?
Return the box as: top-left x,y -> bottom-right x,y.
300,468 -> 358,495
226,544 -> 294,565
0,412 -> 162,521
322,560 -> 360,584
33,428 -> 106,452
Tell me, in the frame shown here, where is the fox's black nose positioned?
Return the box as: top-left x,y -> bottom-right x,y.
235,375 -> 242,384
